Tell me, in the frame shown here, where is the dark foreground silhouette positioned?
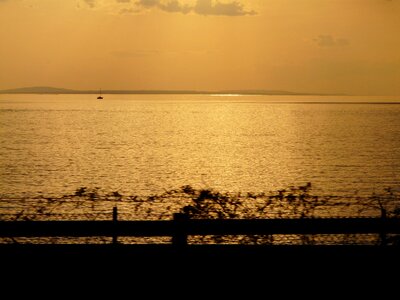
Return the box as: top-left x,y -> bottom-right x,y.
2,243 -> 400,286
2,216 -> 400,276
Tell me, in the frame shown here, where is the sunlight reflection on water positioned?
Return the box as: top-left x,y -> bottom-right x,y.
0,94 -> 399,200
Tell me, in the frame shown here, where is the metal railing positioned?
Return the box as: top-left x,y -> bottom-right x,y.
1,208 -> 400,246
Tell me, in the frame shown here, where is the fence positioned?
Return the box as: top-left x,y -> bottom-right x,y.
1,208 -> 400,246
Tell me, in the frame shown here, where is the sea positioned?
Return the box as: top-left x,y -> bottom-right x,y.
1,93 -> 399,200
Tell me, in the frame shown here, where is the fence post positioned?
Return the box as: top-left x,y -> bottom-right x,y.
380,209 -> 387,246
172,213 -> 188,247
112,206 -> 118,245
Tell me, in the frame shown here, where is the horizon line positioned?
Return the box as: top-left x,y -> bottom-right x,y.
0,86 -> 351,96
2,86 -> 399,97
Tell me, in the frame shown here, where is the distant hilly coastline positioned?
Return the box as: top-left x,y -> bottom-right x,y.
0,86 -> 342,96
0,87 -> 78,94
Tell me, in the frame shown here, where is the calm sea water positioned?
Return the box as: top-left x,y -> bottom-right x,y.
1,94 -> 400,199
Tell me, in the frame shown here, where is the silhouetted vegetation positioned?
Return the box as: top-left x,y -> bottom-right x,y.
2,183 -> 400,221
357,187 -> 400,219
1,183 -> 399,245
180,183 -> 329,219
175,183 -> 400,245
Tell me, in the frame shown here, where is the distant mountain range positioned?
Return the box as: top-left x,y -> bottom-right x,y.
0,86 -> 340,96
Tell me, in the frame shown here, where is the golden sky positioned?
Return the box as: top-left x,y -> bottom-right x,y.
0,0 -> 399,95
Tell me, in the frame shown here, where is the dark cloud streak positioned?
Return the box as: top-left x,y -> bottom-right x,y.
136,0 -> 256,16
314,35 -> 349,47
160,0 -> 191,14
79,0 -> 255,16
194,0 -> 255,16
84,0 -> 96,8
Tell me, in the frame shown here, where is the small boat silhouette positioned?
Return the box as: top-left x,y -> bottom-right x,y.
97,89 -> 103,100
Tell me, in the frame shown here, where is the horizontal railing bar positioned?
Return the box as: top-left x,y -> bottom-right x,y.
185,218 -> 400,235
0,221 -> 171,237
1,218 -> 400,238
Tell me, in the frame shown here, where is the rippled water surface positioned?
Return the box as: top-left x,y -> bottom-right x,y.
1,94 -> 400,198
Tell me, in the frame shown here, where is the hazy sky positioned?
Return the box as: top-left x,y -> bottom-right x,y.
0,0 -> 399,95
